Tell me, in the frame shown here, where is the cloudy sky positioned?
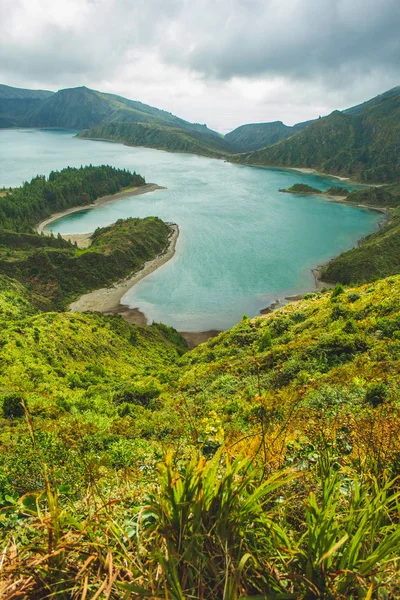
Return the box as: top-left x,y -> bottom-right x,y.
1,0 -> 399,132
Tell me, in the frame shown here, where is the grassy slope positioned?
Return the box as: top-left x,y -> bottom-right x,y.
0,217 -> 171,307
1,274 -> 399,488
0,274 -> 53,324
78,121 -> 232,158
233,95 -> 400,183
0,274 -> 400,596
2,274 -> 399,482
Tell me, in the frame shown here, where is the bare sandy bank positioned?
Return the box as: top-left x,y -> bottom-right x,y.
36,183 -> 166,247
288,167 -> 351,182
69,224 -> 179,314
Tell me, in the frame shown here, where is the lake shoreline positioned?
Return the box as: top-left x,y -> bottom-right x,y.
37,183 -> 166,245
69,223 -> 179,314
258,204 -> 388,316
28,133 -> 384,346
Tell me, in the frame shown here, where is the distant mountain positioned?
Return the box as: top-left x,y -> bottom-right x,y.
232,93 -> 400,183
0,84 -> 222,140
225,87 -> 400,154
226,122 -> 290,152
2,82 -> 400,171
78,121 -> 232,158
0,84 -> 54,127
0,84 -> 53,100
0,84 -> 226,156
225,120 -> 314,152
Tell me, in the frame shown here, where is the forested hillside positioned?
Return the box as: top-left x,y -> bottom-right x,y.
233,94 -> 400,182
225,120 -> 309,152
0,164 -> 144,231
0,217 -> 172,307
78,121 -> 232,157
0,84 -> 54,127
0,85 -> 225,148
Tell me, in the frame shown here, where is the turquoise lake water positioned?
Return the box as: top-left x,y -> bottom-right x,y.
0,128 -> 381,331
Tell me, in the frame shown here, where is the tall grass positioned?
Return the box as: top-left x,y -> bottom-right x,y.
1,438 -> 399,598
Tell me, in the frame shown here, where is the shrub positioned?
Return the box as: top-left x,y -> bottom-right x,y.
347,292 -> 360,303
365,382 -> 389,408
2,393 -> 25,419
112,381 -> 161,408
258,327 -> 272,351
331,304 -> 348,321
331,283 -> 345,299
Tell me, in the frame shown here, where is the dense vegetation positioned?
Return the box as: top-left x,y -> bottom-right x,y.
345,181 -> 400,208
224,87 -> 400,154
0,165 -> 145,231
224,120 -> 309,152
319,183 -> 400,284
280,184 -> 349,196
0,217 -> 172,307
233,94 -> 400,183
0,85 -> 224,146
1,273 -> 400,597
281,183 -> 322,194
78,121 -> 232,158
0,84 -> 53,128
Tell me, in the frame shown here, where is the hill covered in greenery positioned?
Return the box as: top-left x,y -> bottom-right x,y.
78,121 -> 232,158
224,86 -> 400,154
0,84 -> 53,127
316,183 -> 400,284
224,120 -> 307,152
0,217 -> 172,307
1,271 -> 400,597
0,164 -> 145,231
233,94 -> 400,183
0,84 -> 225,147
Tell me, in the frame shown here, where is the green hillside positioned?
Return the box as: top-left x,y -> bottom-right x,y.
343,85 -> 400,116
78,121 -> 232,157
225,118 -> 313,152
0,84 -> 54,127
224,87 -> 400,154
1,273 -> 400,597
224,120 -> 299,151
1,85 -> 225,147
0,217 -> 172,307
317,183 -> 400,284
233,94 -> 400,183
0,164 -> 145,231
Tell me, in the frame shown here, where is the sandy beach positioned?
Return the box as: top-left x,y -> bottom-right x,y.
37,183 -> 165,247
288,167 -> 351,182
69,224 -> 179,313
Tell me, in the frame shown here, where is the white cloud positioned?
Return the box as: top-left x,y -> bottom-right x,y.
0,0 -> 399,131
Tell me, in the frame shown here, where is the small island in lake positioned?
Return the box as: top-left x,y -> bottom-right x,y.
279,183 -> 349,197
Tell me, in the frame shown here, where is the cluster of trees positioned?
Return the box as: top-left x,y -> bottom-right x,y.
0,165 -> 145,231
79,121 -> 232,158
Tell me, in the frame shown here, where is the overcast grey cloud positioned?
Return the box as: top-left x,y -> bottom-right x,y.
0,0 -> 399,131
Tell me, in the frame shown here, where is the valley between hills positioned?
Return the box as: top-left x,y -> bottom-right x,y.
0,82 -> 400,598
